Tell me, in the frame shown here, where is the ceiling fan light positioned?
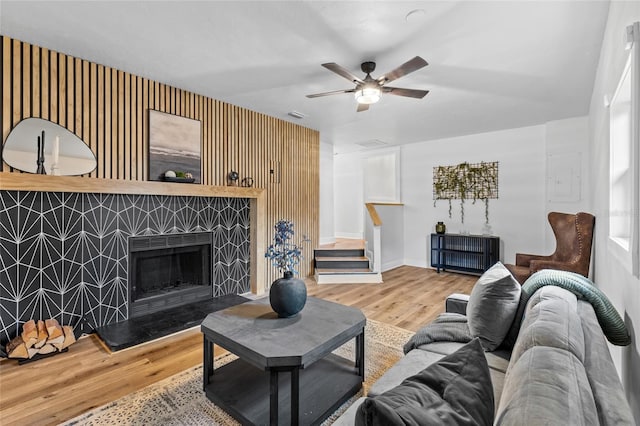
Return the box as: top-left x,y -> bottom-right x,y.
355,87 -> 381,104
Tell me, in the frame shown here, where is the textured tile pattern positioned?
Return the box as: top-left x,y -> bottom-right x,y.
0,191 -> 250,343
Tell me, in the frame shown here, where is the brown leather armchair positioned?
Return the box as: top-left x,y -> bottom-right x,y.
505,212 -> 595,284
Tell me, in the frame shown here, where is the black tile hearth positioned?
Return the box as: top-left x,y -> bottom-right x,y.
95,294 -> 249,352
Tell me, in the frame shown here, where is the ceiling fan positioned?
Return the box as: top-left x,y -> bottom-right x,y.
306,56 -> 429,112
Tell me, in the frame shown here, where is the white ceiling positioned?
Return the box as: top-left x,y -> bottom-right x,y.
0,1 -> 609,153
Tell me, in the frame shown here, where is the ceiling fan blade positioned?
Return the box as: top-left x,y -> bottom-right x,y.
378,56 -> 428,84
322,63 -> 365,84
382,86 -> 429,99
306,89 -> 355,98
357,103 -> 370,112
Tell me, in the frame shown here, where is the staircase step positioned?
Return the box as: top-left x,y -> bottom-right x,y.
315,256 -> 369,269
315,268 -> 376,274
314,248 -> 365,258
314,268 -> 382,284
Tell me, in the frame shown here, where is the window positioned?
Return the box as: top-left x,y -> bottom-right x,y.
609,56 -> 632,248
609,22 -> 640,276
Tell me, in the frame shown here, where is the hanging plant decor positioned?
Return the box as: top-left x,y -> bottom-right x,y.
433,161 -> 499,224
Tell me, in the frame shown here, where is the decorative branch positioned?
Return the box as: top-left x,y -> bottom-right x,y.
433,161 -> 498,224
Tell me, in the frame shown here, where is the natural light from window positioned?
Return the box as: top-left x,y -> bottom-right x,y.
609,59 -> 632,250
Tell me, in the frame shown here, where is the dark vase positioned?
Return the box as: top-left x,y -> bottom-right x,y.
436,221 -> 446,234
269,271 -> 307,318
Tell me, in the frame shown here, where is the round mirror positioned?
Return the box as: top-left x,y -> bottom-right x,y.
2,118 -> 97,176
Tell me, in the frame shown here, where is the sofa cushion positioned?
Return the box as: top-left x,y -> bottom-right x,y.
467,261 -> 521,350
369,347 -> 446,397
496,346 -> 598,425
509,288 -> 585,365
521,269 -> 631,346
577,301 -> 635,425
356,339 -> 494,426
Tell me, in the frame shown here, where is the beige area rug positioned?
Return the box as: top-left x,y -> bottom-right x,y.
62,320 -> 414,426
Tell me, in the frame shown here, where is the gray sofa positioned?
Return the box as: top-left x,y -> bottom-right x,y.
334,285 -> 634,425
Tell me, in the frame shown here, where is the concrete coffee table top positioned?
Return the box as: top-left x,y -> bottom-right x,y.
201,296 -> 366,369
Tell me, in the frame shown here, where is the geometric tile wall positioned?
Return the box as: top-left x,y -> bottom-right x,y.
0,190 -> 250,344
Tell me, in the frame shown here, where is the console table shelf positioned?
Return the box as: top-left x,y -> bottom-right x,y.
430,233 -> 500,275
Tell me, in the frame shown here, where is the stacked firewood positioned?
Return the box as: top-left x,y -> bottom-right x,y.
5,319 -> 76,359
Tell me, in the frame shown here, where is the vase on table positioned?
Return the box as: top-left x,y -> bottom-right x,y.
269,271 -> 307,318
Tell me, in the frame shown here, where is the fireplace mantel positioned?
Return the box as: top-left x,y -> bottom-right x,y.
0,172 -> 265,295
0,172 -> 263,198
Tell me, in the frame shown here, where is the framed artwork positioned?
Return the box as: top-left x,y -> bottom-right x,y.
148,110 -> 202,182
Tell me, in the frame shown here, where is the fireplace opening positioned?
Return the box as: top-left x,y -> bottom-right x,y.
129,233 -> 212,317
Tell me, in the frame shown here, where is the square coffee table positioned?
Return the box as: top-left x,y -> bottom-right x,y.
201,296 -> 366,426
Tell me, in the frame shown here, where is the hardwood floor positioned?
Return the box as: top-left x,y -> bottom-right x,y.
0,266 -> 476,425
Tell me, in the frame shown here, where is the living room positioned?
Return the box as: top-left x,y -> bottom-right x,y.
0,1 -> 639,425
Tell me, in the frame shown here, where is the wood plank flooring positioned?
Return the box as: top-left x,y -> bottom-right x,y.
0,266 -> 476,425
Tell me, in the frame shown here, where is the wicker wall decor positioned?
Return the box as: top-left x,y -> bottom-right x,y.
433,161 -> 499,224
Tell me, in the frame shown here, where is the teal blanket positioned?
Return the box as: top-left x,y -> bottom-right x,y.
522,270 -> 631,346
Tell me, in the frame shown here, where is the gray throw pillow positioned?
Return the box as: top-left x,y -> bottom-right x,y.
356,338 -> 494,426
467,261 -> 521,350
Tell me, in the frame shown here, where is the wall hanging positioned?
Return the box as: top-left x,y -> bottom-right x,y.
433,161 -> 499,225
3,118 -> 97,176
148,110 -> 202,183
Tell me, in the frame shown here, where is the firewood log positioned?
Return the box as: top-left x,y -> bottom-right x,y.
45,318 -> 63,340
21,320 -> 38,344
34,320 -> 47,348
6,336 -> 28,359
27,347 -> 39,359
47,335 -> 64,350
21,319 -> 38,349
38,344 -> 56,354
59,325 -> 77,350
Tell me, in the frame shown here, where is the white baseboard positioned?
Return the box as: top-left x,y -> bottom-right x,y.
403,257 -> 428,268
381,259 -> 404,272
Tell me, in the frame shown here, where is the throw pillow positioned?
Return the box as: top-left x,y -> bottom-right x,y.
356,338 -> 494,426
467,261 -> 521,351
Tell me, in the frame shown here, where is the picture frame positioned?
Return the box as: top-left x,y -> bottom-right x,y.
148,110 -> 202,183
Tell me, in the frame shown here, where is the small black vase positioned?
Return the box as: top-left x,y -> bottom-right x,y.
269,271 -> 307,318
436,221 -> 446,234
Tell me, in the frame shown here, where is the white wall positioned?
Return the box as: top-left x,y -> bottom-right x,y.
331,121 -> 590,269
402,125 -> 548,267
334,151 -> 364,239
544,116 -> 591,252
588,2 -> 640,420
319,142 -> 335,245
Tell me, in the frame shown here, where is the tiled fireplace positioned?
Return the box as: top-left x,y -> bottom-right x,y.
0,190 -> 251,343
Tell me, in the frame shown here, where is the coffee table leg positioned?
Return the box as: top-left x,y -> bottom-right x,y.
203,337 -> 214,390
270,369 -> 278,426
291,367 -> 300,426
356,329 -> 365,379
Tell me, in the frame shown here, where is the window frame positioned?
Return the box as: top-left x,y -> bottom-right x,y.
608,22 -> 640,277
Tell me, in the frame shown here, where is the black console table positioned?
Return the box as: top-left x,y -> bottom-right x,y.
430,233 -> 500,275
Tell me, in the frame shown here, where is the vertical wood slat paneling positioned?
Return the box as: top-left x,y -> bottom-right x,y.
1,36 -> 319,282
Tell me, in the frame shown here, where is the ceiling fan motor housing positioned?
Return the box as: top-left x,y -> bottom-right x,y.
361,61 -> 376,75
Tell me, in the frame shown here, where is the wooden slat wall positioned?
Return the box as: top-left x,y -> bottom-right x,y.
0,36 -> 319,283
